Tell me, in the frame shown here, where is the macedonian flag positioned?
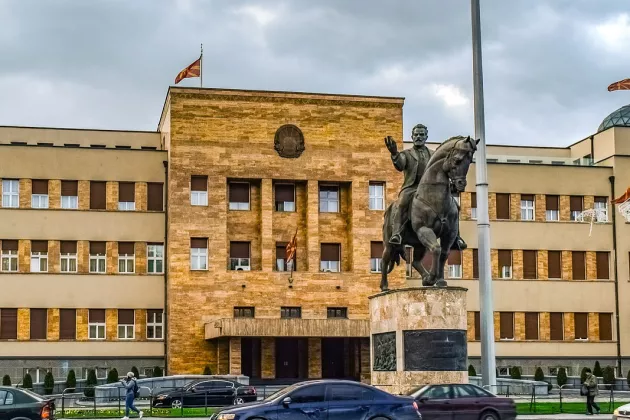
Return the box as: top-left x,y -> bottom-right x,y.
174,56 -> 201,84
286,228 -> 298,263
608,78 -> 630,92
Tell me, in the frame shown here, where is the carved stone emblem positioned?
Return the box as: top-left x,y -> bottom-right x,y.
274,124 -> 305,158
372,332 -> 396,371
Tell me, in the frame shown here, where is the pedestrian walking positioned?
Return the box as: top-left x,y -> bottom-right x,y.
582,368 -> 601,415
120,372 -> 143,420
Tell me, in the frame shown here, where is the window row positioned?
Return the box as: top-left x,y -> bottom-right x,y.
233,306 -> 348,319
0,241 -> 164,274
190,178 -> 386,212
0,308 -> 164,340
0,179 -> 164,211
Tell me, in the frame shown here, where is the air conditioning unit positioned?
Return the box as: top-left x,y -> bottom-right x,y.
235,265 -> 251,271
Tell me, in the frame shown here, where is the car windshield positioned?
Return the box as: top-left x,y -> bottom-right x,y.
262,383 -> 302,402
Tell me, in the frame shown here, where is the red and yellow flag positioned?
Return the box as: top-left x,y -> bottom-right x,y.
286,229 -> 298,263
175,56 -> 201,84
608,78 -> 630,92
612,187 -> 630,204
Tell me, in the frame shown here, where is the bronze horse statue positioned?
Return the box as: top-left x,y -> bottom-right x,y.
380,135 -> 479,290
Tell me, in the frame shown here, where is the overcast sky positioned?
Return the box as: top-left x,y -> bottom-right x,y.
1,0 -> 630,146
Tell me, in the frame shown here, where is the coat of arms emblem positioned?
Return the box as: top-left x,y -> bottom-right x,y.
274,124 -> 305,159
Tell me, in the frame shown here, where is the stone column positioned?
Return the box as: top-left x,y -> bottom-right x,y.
49,180 -> 61,209
76,309 -> 89,341
19,179 -> 31,209
48,240 -> 60,274
106,309 -> 117,341
360,338 -> 370,384
308,338 -> 322,379
307,181 -> 319,272
135,310 -> 147,341
510,193 -> 521,221
77,241 -> 90,274
47,309 -> 60,341
230,337 -> 242,375
17,308 -> 30,341
217,338 -> 230,375
261,338 -> 276,379
135,242 -> 147,274
261,179 -> 273,271
78,181 -> 90,210
106,181 -> 118,210
19,240 -> 30,273
537,250 -> 548,280
135,182 -> 148,211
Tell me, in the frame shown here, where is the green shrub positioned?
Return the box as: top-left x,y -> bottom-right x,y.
23,373 -> 33,389
66,370 -> 76,391
153,366 -> 164,377
203,365 -> 212,375
534,367 -> 545,382
44,371 -> 55,395
131,366 -> 140,380
581,367 -> 589,384
627,369 -> 630,388
510,367 -> 522,380
594,361 -> 603,377
2,375 -> 10,386
84,369 -> 97,398
107,368 -> 119,384
468,365 -> 477,377
557,368 -> 568,387
603,366 -> 615,389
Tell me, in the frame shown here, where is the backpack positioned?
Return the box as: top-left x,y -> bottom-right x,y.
133,379 -> 140,398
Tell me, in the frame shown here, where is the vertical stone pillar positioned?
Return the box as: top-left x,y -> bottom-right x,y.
539,313 -> 550,341
512,250 -> 523,280
586,251 -> 597,280
135,310 -> 146,341
490,249 -> 498,279
535,194 -> 545,221
493,312 -> 501,341
559,196 -> 571,221
135,242 -> 147,274
261,179 -> 273,272
488,193 -> 497,220
135,182 -> 148,211
588,313 -> 599,341
514,312 -> 526,340
17,308 -> 30,340
462,249 -> 474,279
466,312 -> 475,341
106,181 -> 118,210
76,309 -> 89,341
106,309 -> 117,341
78,181 -> 90,210
48,240 -> 60,274
584,196 -> 594,211
308,338 -> 322,379
261,338 -> 276,379
510,193 -> 520,221
19,179 -> 31,209
460,192 -> 471,221
217,338 -> 229,375
350,179 -> 365,273
562,251 -> 572,280
47,309 -> 60,341
107,242 -> 118,275
564,313 -> 575,341
360,338 -> 370,384
49,180 -> 61,209
307,181 -> 320,272
537,250 -> 548,280
229,338 -> 242,375
19,240 -> 30,273
77,241 -> 90,274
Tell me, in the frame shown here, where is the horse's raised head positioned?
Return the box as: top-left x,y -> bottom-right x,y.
442,135 -> 479,192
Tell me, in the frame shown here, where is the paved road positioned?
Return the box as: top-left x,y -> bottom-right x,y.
519,415 -> 613,420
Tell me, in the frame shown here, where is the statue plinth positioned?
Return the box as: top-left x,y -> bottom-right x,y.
369,287 -> 468,395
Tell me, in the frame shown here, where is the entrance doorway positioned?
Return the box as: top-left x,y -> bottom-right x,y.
322,338 -> 345,378
241,338 -> 261,379
275,338 -> 308,379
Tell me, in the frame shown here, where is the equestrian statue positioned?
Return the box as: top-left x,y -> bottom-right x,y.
380,124 -> 479,291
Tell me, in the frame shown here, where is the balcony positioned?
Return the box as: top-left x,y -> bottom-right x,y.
205,318 -> 369,340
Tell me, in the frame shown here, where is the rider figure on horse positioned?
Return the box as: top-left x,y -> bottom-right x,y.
385,123 -> 467,250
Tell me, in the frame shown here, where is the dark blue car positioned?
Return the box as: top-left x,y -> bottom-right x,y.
213,379 -> 421,420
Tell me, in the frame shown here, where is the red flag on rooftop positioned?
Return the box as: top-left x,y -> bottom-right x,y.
174,56 -> 201,85
608,78 -> 630,92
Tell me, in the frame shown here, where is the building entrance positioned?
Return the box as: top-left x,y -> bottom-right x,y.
275,338 -> 308,379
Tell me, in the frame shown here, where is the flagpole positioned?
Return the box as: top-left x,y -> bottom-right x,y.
200,43 -> 203,88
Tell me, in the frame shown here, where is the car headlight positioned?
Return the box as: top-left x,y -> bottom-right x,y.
217,415 -> 237,420
614,409 -> 619,416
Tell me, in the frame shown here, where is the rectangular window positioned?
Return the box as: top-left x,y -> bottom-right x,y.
146,310 -> 163,340
117,309 -> 135,340
525,312 -> 539,340
88,309 -> 106,340
30,308 -> 47,340
370,242 -> 383,273
320,243 -> 341,272
546,195 -> 559,221
574,312 -> 588,340
319,185 -> 339,213
118,182 -> 135,211
499,312 -> 514,340
59,309 -> 76,340
275,184 -> 295,212
190,238 -> 208,270
548,251 -> 562,279
594,196 -> 608,222
228,182 -> 250,210
31,180 -> 49,209
599,313 -> 613,341
61,181 -> 78,209
234,307 -> 255,318
369,182 -> 385,210
89,181 -> 106,210
570,196 -> 583,221
281,307 -> 301,319
572,251 -> 586,280
447,250 -> 462,278
520,194 -> 534,221
523,250 -> 537,279
1,240 -> 18,272
498,250 -> 512,279
472,249 -> 479,279
596,251 -> 609,280
275,242 -> 295,272
60,241 -> 78,273
229,241 -> 251,271
550,312 -> 564,341
118,242 -> 135,274
327,307 -> 348,319
1,180 -> 19,208
0,308 -> 17,339
190,176 -> 208,206
474,312 -> 480,341
496,193 -> 510,220
147,244 -> 164,274
30,241 -> 48,273
147,183 -> 164,211
471,192 -> 477,219
89,241 -> 106,273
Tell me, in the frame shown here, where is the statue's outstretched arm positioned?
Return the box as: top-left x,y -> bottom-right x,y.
391,152 -> 406,172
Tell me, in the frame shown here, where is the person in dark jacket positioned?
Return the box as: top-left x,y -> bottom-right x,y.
120,372 -> 143,419
583,368 -> 600,415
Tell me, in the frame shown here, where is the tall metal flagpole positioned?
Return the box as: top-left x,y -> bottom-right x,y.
200,43 -> 203,88
471,0 -> 496,387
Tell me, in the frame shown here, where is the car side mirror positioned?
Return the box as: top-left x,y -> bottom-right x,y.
418,396 -> 429,403
282,397 -> 292,407
190,387 -> 196,393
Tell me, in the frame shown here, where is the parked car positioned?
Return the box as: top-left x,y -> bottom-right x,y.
409,384 -> 516,420
214,379 -> 422,420
614,402 -> 630,420
0,386 -> 56,420
152,379 -> 257,408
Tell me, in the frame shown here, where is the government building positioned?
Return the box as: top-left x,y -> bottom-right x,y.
1,87 -> 629,385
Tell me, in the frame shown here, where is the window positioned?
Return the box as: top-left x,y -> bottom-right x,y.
147,183 -> 164,211
319,185 -> 339,213
234,307 -> 255,318
498,250 -> 512,279
320,243 -> 340,272
327,307 -> 348,318
574,312 -> 588,340
550,312 -> 564,341
572,251 -> 586,280
24,368 -> 50,384
0,309 -> 17,339
422,385 -> 451,399
472,249 -> 479,279
190,238 -> 208,270
190,176 -> 208,206
281,307 -> 301,318
523,250 -> 537,279
474,312 -> 480,340
61,181 -> 78,209
327,384 -> 375,401
1,240 -> 18,272
2,180 -> 18,208
31,180 -> 49,209
117,309 -> 135,339
290,385 -> 326,404
570,196 -> 583,221
89,181 -> 106,210
594,196 -> 608,222
496,193 -> 510,220
599,313 -> 613,341
370,242 -> 383,273
548,251 -> 561,279
60,241 -> 77,273
525,312 -> 539,340
275,184 -> 295,212
147,244 -> 164,274
230,242 -> 250,271
228,182 -> 250,210
447,250 -> 462,278
118,242 -> 135,274
276,242 -> 295,272
118,182 -> 135,211
499,312 -> 514,340
520,194 -> 534,221
369,182 -> 385,210
146,310 -> 163,340
59,309 -> 76,340
471,192 -> 477,219
88,309 -> 106,340
0,390 -> 14,405
30,241 -> 48,273
89,242 -> 106,273
30,309 -> 47,340
596,252 -> 609,280
546,195 -> 559,221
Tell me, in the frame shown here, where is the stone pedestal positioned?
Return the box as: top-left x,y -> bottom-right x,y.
369,287 -> 468,395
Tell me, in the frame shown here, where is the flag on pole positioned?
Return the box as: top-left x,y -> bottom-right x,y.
608,78 -> 630,92
174,56 -> 201,85
611,187 -> 630,204
286,229 -> 297,264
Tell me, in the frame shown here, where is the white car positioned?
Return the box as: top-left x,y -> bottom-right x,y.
613,403 -> 630,419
